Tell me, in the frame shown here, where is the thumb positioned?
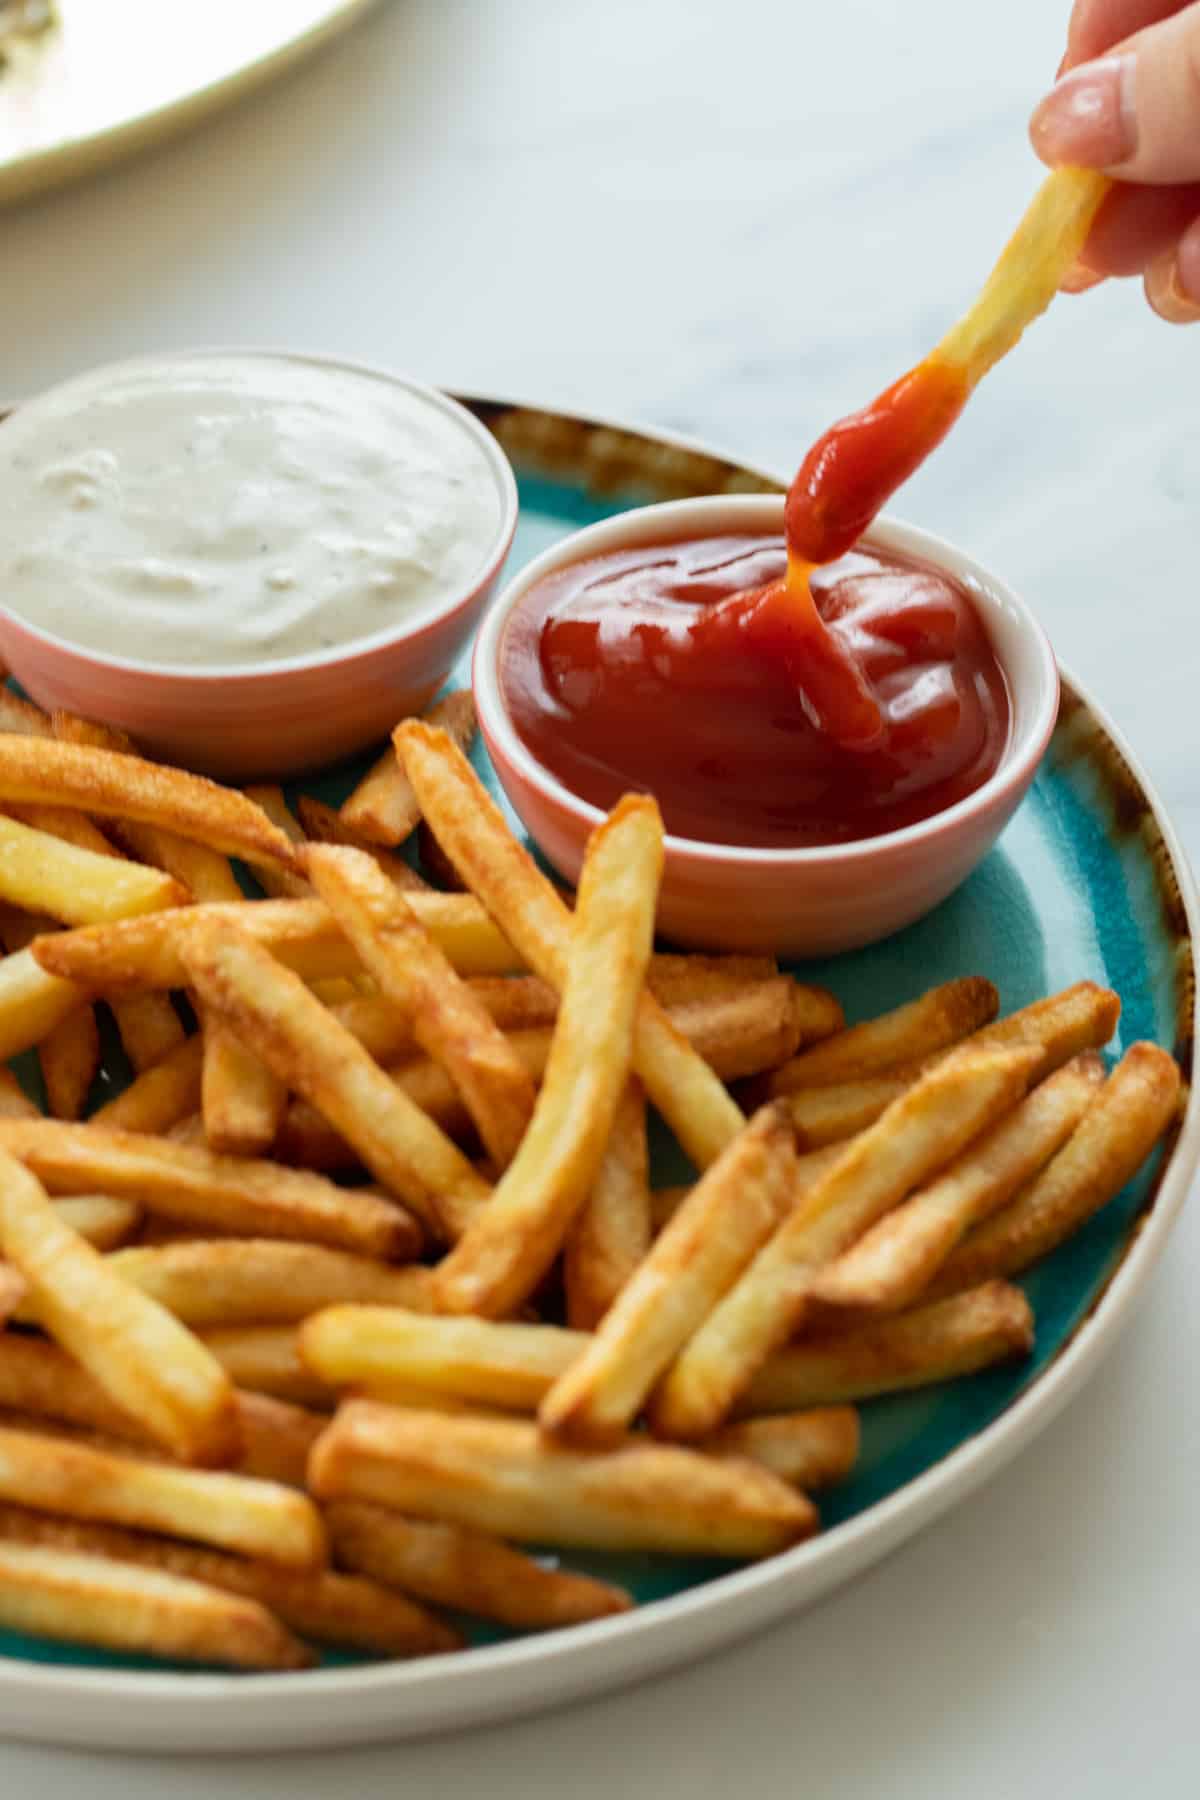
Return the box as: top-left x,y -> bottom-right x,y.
1030,1 -> 1200,183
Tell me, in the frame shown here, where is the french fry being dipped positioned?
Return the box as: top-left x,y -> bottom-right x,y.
430,793 -> 662,1319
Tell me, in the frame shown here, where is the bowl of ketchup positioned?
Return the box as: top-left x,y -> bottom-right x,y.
473,494 -> 1058,956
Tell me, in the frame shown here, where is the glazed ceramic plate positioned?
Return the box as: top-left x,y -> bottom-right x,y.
0,400 -> 1195,1753
0,0 -> 381,206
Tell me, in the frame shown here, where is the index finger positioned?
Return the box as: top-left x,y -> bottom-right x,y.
1063,0 -> 1181,68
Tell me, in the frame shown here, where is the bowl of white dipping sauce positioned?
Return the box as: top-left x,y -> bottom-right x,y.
0,350 -> 518,777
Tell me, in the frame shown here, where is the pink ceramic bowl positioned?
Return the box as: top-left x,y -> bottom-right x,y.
473,494 -> 1059,958
0,352 -> 518,781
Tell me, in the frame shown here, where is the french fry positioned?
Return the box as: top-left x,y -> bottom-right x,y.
651,1045 -> 1040,1438
0,1336 -> 319,1486
0,1424 -> 325,1564
432,795 -> 662,1318
811,1056 -> 1106,1311
300,1307 -> 582,1411
0,1146 -> 239,1464
564,1081 -> 651,1331
103,819 -> 244,904
0,1540 -> 312,1670
968,980 -> 1121,1070
180,920 -> 490,1242
780,1073 -> 917,1148
326,1500 -> 632,1630
396,720 -> 747,1172
309,1401 -> 816,1557
33,894 -> 521,990
329,975 -> 560,1064
739,1282 -> 1035,1412
53,1195 -> 142,1249
0,1505 -> 458,1658
0,735 -> 300,871
108,990 -> 188,1074
91,1034 -> 204,1134
0,1120 -> 422,1260
242,786 -> 313,900
297,797 -> 429,892
201,1023 -> 288,1158
48,712 -> 136,753
926,1043 -> 1181,1296
203,1325 -> 337,1409
104,1239 -> 433,1327
0,689 -> 50,736
417,816 -> 466,889
767,977 -> 999,1094
0,945 -> 84,1061
0,814 -> 187,925
37,1005 -> 100,1121
542,1105 -> 802,1444
307,845 -> 537,1170
342,689 -> 477,846
703,1408 -> 860,1490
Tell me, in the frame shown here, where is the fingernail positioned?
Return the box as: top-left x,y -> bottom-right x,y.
1059,262 -> 1104,295
1145,252 -> 1200,324
1029,55 -> 1136,168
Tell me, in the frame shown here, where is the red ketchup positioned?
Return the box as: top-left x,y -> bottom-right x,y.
501,533 -> 1010,850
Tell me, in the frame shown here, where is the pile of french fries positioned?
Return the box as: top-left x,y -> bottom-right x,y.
0,678 -> 1179,1671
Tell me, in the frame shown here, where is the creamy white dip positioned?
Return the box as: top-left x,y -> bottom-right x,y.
0,354 -> 506,668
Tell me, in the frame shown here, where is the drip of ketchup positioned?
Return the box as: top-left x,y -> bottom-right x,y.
742,355 -> 972,750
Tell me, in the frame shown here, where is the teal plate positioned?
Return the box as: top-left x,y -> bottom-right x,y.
0,400 -> 1196,1752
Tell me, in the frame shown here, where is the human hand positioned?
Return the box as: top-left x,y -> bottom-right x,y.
1030,0 -> 1200,320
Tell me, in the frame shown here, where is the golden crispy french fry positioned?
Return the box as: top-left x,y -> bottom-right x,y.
326,1500 -> 632,1630
740,1282 -> 1035,1412
811,1056 -> 1106,1311
564,1081 -> 651,1331
0,1505 -> 458,1658
241,786 -> 313,900
0,814 -> 187,925
0,1146 -> 239,1464
342,689 -> 477,846
779,1072 -> 917,1148
297,797 -> 429,893
310,1401 -> 815,1557
0,1336 -> 319,1485
0,1119 -> 421,1260
181,921 -> 489,1242
651,1045 -> 1040,1439
704,1407 -> 860,1490
0,946 -> 84,1060
203,1325 -> 337,1408
48,712 -> 137,753
432,795 -> 661,1318
927,1043 -> 1181,1296
767,977 -> 999,1094
396,721 -> 746,1172
968,980 -> 1121,1069
937,168 -> 1111,381
37,1005 -> 100,1121
109,990 -> 188,1074
4,803 -> 120,857
300,1307 -> 582,1411
53,1195 -> 142,1249
0,690 -> 50,736
0,1424 -> 325,1564
307,845 -> 537,1171
329,975 -> 560,1064
201,1022 -> 288,1158
0,1067 -> 38,1120
104,819 -> 244,904
542,1105 -> 802,1444
0,1540 -> 312,1670
33,894 -> 521,990
91,1034 -> 204,1134
0,735 -> 299,871
105,1239 -> 432,1327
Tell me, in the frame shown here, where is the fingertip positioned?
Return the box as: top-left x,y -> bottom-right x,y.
1144,247 -> 1200,324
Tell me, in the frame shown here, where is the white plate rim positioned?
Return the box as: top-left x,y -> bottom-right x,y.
0,407 -> 1194,1753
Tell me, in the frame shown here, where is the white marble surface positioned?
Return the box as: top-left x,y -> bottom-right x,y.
3,0 -> 1199,1791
